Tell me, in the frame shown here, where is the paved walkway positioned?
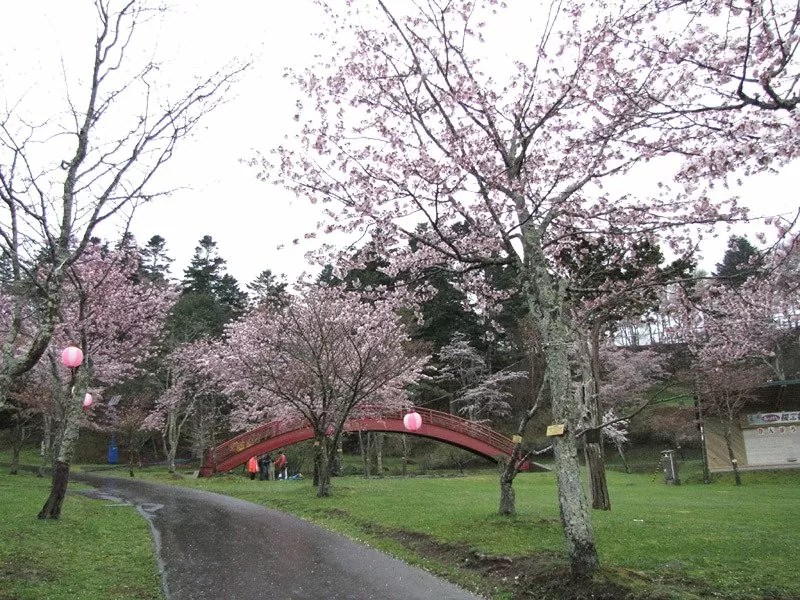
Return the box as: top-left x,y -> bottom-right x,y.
78,474 -> 485,600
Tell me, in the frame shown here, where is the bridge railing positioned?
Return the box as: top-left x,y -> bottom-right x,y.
204,407 -> 517,472
205,418 -> 304,470
408,407 -> 515,455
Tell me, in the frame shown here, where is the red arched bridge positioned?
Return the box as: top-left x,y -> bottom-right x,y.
199,407 -> 548,476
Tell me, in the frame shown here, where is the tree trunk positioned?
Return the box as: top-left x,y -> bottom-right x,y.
724,426 -> 742,486
553,432 -> 599,578
582,328 -> 611,511
10,419 -> 22,475
166,410 -> 178,475
128,438 -> 136,477
542,313 -> 599,577
358,430 -> 371,477
616,443 -> 630,474
331,436 -> 343,476
516,235 -> 599,576
313,438 -> 323,486
499,459 -> 517,516
316,440 -> 332,497
695,397 -> 712,484
38,460 -> 71,519
497,330 -> 547,517
374,432 -> 383,477
401,434 -> 409,476
39,414 -> 53,477
10,444 -> 20,475
584,440 -> 611,510
39,366 -> 87,519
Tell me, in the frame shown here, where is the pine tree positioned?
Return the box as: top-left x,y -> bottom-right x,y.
182,235 -> 226,296
247,269 -> 289,307
169,235 -> 247,341
316,264 -> 341,287
715,236 -> 763,287
139,235 -> 174,283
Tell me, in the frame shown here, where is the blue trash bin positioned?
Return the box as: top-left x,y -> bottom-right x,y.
107,434 -> 119,464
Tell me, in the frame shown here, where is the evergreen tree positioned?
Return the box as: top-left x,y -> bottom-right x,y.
412,267 -> 485,351
139,235 -> 174,283
169,235 -> 246,341
316,264 -> 341,287
215,274 -> 248,316
247,269 -> 289,307
715,236 -> 763,287
182,235 -> 227,296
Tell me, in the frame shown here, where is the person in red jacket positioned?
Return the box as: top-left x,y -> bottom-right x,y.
247,455 -> 258,480
274,451 -> 287,480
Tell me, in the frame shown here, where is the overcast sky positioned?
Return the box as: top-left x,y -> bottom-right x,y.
3,1 -> 798,287
4,0 -> 330,286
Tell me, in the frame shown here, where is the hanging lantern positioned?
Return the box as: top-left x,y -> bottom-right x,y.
61,346 -> 84,368
403,411 -> 422,431
82,393 -> 93,409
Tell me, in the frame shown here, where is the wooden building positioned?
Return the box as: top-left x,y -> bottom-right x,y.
704,380 -> 800,472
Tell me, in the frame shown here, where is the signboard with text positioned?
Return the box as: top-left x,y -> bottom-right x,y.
746,411 -> 800,427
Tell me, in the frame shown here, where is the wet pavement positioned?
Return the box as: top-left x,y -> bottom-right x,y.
77,474 -> 485,600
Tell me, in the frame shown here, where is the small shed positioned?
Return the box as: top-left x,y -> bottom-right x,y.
704,380 -> 800,472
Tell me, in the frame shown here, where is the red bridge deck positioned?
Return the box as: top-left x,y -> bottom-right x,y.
199,407 -> 549,476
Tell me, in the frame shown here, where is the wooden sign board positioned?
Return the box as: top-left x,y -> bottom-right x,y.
546,423 -> 566,437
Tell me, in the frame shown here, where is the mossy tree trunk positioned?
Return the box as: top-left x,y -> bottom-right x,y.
38,365 -> 88,519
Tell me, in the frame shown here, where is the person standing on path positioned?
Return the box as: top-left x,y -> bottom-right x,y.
274,451 -> 287,480
247,456 -> 258,480
259,454 -> 271,480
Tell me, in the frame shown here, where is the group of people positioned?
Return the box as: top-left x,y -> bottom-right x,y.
247,451 -> 287,481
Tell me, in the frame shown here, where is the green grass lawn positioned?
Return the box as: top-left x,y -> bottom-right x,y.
133,464 -> 800,600
4,444 -> 799,599
0,470 -> 163,600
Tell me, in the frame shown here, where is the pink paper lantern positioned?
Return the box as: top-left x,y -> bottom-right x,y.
82,393 -> 93,409
61,346 -> 84,368
403,411 -> 422,431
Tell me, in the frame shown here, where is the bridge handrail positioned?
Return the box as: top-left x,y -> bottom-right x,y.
205,407 -> 516,468
411,408 -> 515,454
207,419 -> 303,467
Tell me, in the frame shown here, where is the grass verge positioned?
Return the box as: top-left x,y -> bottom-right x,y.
0,470 -> 163,600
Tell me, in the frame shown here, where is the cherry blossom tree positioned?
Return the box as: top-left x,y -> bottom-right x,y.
0,0 -> 245,403
258,0 -> 770,575
566,237 -> 690,509
673,234 -> 800,381
597,346 -> 670,472
696,365 -> 769,485
38,243 -> 175,518
606,0 -> 800,177
601,409 -> 630,474
437,333 -> 524,421
214,286 -> 428,497
2,371 -> 49,475
143,340 -> 218,475
96,394 -> 153,478
672,232 -> 800,484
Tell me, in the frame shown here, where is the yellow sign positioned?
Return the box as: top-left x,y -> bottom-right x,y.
511,435 -> 523,444
546,423 -> 566,437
